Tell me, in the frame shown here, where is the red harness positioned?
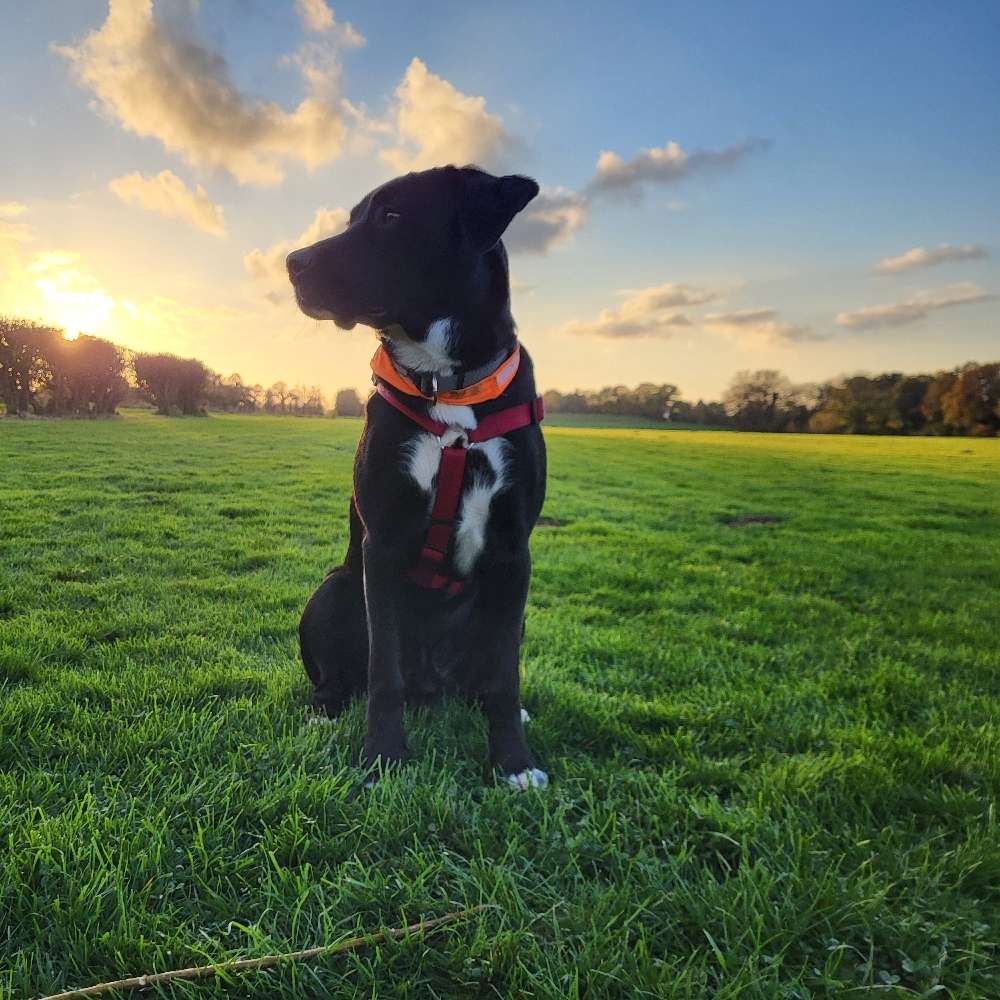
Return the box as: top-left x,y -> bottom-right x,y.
374,383 -> 544,595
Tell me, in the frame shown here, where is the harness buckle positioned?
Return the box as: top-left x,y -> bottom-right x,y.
415,371 -> 439,402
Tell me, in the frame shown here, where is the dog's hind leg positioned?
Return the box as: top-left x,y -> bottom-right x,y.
299,566 -> 368,717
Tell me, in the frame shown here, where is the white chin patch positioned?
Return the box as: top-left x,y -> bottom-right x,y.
506,768 -> 549,790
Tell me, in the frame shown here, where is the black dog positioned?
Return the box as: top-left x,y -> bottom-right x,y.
287,165 -> 548,788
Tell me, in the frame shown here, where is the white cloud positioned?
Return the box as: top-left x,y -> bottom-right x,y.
875,243 -> 988,274
244,206 -> 349,298
505,188 -> 589,254
294,0 -> 364,44
109,169 -> 225,235
509,135 -> 763,254
559,282 -> 719,339
836,281 -> 995,329
296,0 -> 333,33
0,202 -> 28,218
587,137 -> 769,198
380,58 -> 518,173
704,308 -> 821,346
55,0 -> 351,186
621,283 -> 719,310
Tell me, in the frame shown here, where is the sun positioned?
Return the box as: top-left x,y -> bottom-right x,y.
22,250 -> 115,343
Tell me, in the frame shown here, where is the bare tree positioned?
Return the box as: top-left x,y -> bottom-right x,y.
723,370 -> 794,431
133,353 -> 210,415
268,381 -> 290,413
43,334 -> 127,415
334,387 -> 364,417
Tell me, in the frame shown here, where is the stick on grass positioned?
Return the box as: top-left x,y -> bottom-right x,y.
37,905 -> 485,1000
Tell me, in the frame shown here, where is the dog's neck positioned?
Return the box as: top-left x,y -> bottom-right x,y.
378,313 -> 516,380
378,244 -> 517,378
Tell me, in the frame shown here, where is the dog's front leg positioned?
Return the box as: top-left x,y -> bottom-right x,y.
477,553 -> 547,788
361,539 -> 410,774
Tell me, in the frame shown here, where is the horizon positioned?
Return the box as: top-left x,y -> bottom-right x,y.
1,1 -> 998,400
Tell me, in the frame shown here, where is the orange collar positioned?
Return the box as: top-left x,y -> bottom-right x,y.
371,343 -> 521,405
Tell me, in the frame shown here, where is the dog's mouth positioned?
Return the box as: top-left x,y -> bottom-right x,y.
294,291 -> 387,331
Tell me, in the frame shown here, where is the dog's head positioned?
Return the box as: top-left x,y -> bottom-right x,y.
286,166 -> 538,342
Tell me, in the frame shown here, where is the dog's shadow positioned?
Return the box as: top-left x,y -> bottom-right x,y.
297,690 -> 548,788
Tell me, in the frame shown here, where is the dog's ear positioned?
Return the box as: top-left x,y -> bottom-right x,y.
460,169 -> 539,253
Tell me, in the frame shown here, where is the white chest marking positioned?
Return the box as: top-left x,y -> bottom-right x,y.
404,407 -> 509,577
428,402 -> 477,429
387,318 -> 457,374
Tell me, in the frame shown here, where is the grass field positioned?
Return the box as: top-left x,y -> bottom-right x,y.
2,412 -> 999,998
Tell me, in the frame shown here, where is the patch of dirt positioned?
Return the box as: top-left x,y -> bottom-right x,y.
722,513 -> 783,527
51,565 -> 96,582
218,505 -> 258,519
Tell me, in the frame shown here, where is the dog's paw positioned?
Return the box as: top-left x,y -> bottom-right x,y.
360,745 -> 410,790
505,768 -> 548,791
520,707 -> 531,724
361,764 -> 400,791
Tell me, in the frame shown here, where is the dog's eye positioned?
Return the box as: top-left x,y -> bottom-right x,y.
379,208 -> 401,227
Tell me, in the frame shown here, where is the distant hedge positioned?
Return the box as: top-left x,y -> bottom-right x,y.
544,364 -> 1000,436
5,313 -> 997,433
1,315 -> 327,417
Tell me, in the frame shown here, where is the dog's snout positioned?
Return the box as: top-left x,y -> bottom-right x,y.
286,248 -> 312,280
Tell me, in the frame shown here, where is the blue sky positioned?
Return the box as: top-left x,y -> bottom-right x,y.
1,0 -> 997,399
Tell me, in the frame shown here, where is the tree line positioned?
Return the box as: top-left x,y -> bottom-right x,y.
0,317 -> 364,418
544,364 -> 1000,436
3,315 -> 997,434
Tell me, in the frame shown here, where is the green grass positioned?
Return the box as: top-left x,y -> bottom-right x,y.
2,412 -> 999,999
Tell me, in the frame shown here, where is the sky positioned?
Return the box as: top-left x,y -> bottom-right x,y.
1,0 -> 998,401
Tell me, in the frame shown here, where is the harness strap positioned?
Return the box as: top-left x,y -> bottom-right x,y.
469,397 -> 545,442
374,384 -> 544,441
408,446 -> 468,595
374,384 -> 448,435
372,383 -> 545,596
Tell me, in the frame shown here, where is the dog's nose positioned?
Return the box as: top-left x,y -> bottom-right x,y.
286,249 -> 312,279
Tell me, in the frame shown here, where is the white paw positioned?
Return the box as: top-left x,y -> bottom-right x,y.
520,708 -> 531,724
505,768 -> 548,790
307,713 -> 334,726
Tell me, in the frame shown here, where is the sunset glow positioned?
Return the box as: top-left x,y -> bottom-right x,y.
22,252 -> 114,341
1,2 -> 997,399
